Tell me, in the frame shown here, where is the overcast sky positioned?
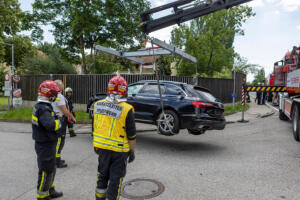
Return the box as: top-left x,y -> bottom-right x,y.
19,0 -> 300,78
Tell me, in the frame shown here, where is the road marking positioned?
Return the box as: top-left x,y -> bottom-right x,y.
265,102 -> 279,112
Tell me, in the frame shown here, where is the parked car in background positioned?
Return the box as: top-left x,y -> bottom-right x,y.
87,80 -> 226,136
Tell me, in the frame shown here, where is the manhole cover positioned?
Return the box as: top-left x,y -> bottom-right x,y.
121,178 -> 165,199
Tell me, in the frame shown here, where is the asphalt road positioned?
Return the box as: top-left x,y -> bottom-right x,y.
1,114 -> 300,200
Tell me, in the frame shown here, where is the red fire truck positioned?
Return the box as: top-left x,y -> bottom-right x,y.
273,46 -> 300,140
247,46 -> 300,140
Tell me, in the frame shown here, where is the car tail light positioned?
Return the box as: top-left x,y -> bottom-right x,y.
192,101 -> 214,108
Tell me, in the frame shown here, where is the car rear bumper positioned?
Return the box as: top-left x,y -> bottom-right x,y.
180,114 -> 226,130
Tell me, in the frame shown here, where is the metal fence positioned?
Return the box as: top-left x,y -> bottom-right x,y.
19,73 -> 245,104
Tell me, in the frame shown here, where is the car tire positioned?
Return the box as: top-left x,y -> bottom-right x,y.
292,106 -> 300,142
187,129 -> 206,135
157,110 -> 180,136
279,110 -> 288,121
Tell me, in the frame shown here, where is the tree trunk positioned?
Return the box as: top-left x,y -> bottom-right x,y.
80,36 -> 87,74
207,49 -> 213,76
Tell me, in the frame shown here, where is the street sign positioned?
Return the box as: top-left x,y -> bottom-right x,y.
3,81 -> 12,97
4,90 -> 10,97
231,94 -> 237,98
12,74 -> 21,83
13,89 -> 22,98
2,86 -> 12,91
4,73 -> 10,81
13,97 -> 22,106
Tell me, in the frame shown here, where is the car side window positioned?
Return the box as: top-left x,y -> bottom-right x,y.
140,84 -> 166,94
166,84 -> 184,95
128,84 -> 144,95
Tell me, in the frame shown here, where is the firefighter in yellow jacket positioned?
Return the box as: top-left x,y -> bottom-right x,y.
93,76 -> 136,200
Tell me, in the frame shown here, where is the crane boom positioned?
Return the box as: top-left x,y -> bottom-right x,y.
140,0 -> 253,34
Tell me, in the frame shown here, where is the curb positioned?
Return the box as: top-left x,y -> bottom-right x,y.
260,111 -> 276,118
0,119 -> 31,123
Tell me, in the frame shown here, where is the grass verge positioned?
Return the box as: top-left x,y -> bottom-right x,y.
0,96 -> 10,111
224,103 -> 249,116
0,107 -> 91,123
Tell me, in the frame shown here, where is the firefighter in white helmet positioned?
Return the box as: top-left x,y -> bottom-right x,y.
65,87 -> 76,137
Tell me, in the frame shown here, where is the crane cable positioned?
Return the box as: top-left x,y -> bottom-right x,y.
151,38 -> 175,135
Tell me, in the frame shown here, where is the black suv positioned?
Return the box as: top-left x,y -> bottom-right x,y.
87,80 -> 226,136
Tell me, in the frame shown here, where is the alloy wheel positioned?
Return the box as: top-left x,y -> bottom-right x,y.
158,113 -> 174,133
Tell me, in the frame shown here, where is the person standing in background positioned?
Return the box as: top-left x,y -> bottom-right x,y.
65,87 -> 76,137
52,80 -> 76,168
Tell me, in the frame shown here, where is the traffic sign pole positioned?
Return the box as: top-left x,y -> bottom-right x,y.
238,85 -> 249,123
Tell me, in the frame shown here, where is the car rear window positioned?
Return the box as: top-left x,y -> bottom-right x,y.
166,84 -> 185,95
186,85 -> 217,102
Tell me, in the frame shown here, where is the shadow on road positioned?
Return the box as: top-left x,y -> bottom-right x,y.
136,133 -> 226,157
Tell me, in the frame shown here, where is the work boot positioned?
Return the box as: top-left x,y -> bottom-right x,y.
49,188 -> 63,199
57,161 -> 68,168
56,159 -> 68,168
70,131 -> 77,137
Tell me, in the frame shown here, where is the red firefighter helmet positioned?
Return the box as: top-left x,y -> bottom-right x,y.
39,80 -> 61,101
107,76 -> 128,97
285,51 -> 291,61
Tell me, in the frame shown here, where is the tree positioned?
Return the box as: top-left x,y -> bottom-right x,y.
0,0 -> 22,38
252,68 -> 266,85
20,42 -> 76,74
89,59 -> 122,74
22,55 -> 76,74
171,6 -> 255,77
233,55 -> 261,75
0,0 -> 23,62
156,55 -> 173,76
27,0 -> 150,74
3,35 -> 37,70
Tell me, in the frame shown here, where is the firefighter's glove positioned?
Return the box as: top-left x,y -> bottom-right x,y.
128,150 -> 135,163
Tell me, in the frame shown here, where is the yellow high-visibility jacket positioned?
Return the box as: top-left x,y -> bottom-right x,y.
93,99 -> 134,152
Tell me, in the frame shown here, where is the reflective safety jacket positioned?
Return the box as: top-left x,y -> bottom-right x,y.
32,102 -> 61,143
93,99 -> 134,152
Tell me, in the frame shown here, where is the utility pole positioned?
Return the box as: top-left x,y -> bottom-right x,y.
232,68 -> 236,107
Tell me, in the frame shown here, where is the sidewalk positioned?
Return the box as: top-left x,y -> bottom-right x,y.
225,98 -> 275,123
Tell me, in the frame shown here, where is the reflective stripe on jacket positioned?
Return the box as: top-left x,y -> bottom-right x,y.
93,99 -> 134,152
